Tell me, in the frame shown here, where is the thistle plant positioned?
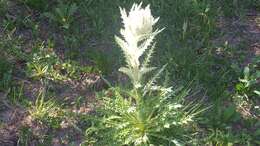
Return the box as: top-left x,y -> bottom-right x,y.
84,3 -> 202,146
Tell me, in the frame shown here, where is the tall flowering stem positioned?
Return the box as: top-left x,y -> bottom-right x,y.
115,2 -> 164,90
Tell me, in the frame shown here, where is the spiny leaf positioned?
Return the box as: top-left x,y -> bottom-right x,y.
143,64 -> 167,96
142,43 -> 156,69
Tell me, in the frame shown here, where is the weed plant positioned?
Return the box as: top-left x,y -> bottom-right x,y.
83,3 -> 203,145
29,88 -> 63,128
0,0 -> 8,17
26,42 -> 86,82
0,57 -> 12,91
233,56 -> 260,118
45,1 -> 78,30
21,0 -> 49,11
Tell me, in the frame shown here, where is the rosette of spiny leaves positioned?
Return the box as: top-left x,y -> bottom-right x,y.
84,3 -> 203,146
84,86 -> 202,146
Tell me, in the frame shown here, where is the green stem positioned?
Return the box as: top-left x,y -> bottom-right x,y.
134,88 -> 140,105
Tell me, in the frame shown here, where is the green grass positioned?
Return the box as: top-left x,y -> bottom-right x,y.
29,88 -> 64,128
0,57 -> 12,91
0,0 -> 8,17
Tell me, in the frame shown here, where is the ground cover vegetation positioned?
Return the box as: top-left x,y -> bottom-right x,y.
0,0 -> 259,145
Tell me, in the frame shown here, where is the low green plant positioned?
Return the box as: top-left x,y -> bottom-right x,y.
17,125 -> 53,146
85,49 -> 114,75
63,34 -> 82,51
7,83 -> 30,107
214,0 -> 260,17
17,126 -> 34,146
21,0 -> 49,11
0,29 -> 28,61
0,0 -> 8,17
27,43 -> 62,81
204,129 -> 237,146
235,59 -> 260,97
233,57 -> 260,118
29,89 -> 63,128
22,15 -> 40,38
26,41 -> 102,85
84,3 -> 203,145
252,0 -> 260,10
80,0 -> 115,38
241,0 -> 260,10
0,57 -> 12,91
205,128 -> 260,146
2,17 -> 16,31
45,1 -> 78,29
26,42 -> 79,81
217,0 -> 241,17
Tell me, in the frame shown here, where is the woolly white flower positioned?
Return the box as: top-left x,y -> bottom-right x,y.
120,3 -> 159,43
116,2 -> 163,88
116,3 -> 161,67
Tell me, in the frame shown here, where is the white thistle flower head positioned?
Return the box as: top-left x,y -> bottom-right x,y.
120,3 -> 159,42
117,3 -> 161,69
116,2 -> 163,88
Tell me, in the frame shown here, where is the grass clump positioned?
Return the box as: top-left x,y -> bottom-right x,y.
233,56 -> 260,119
0,0 -> 8,17
26,42 -> 99,82
45,1 -> 78,30
0,57 -> 12,91
21,0 -> 49,11
29,89 -> 63,128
